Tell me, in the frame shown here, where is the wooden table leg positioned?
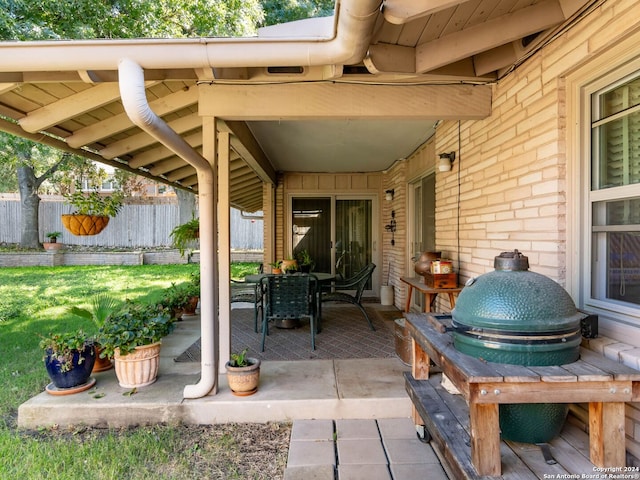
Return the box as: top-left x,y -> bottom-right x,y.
424,293 -> 436,313
470,402 -> 501,476
411,338 -> 430,380
448,292 -> 457,309
589,401 -> 626,468
404,285 -> 414,313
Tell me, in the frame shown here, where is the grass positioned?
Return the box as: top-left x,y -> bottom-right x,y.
0,262 -> 290,479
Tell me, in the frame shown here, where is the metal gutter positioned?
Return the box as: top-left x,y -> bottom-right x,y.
0,1 -> 381,72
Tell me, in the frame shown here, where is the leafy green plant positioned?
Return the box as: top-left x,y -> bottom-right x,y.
162,282 -> 199,311
39,330 -> 94,373
296,249 -> 312,266
63,189 -> 124,217
98,301 -> 175,357
45,231 -> 62,241
67,293 -> 121,331
229,348 -> 251,367
169,217 -> 200,255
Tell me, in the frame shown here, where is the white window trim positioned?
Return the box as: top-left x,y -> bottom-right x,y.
566,32 -> 640,344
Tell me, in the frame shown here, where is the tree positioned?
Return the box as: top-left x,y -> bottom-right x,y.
259,0 -> 334,27
0,0 -> 263,248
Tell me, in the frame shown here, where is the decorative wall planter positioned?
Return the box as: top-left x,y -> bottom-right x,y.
113,342 -> 161,388
61,214 -> 110,236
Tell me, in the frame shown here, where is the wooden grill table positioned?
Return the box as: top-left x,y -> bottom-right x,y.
404,313 -> 640,478
400,276 -> 462,313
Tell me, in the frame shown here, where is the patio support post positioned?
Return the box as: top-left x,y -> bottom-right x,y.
118,58 -> 217,399
217,130 -> 232,372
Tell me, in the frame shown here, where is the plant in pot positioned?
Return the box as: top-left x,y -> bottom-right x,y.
61,187 -> 124,236
67,293 -> 121,372
43,231 -> 64,251
296,249 -> 313,273
169,217 -> 200,256
98,301 -> 175,389
162,281 -> 199,319
281,258 -> 298,274
39,329 -> 96,395
268,260 -> 282,274
225,348 -> 261,396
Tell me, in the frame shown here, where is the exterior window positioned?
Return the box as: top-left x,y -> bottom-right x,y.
590,74 -> 640,310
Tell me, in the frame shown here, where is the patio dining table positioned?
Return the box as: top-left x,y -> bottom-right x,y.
245,272 -> 335,328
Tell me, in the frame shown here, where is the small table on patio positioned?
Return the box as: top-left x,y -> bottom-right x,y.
400,276 -> 463,313
245,272 -> 335,328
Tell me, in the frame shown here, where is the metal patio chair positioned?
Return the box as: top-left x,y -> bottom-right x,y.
230,264 -> 264,333
260,273 -> 319,351
320,263 -> 376,330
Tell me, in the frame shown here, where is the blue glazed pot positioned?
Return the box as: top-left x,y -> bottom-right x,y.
44,345 -> 96,389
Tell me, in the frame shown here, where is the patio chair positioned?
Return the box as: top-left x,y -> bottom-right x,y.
320,263 -> 376,330
260,273 -> 318,351
231,264 -> 264,333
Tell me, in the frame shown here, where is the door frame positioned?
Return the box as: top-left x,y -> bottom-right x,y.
286,193 -> 381,296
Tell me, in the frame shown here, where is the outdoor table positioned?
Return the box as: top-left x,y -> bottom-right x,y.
404,312 -> 640,477
400,276 -> 463,313
245,272 -> 335,328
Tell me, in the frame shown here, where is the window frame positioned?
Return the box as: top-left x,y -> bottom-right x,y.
569,51 -> 640,330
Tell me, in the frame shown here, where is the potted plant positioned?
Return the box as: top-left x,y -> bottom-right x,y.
268,260 -> 282,274
169,217 -> 200,256
67,293 -> 121,372
162,281 -> 200,319
61,188 -> 124,236
43,231 -> 64,251
296,249 -> 313,273
225,348 -> 261,396
98,301 -> 175,388
281,258 -> 298,274
40,329 -> 96,394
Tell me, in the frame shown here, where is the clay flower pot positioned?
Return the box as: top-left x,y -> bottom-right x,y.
113,342 -> 161,388
225,358 -> 261,396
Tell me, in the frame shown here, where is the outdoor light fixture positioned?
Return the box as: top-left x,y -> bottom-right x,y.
385,189 -> 395,201
438,152 -> 456,172
385,210 -> 397,246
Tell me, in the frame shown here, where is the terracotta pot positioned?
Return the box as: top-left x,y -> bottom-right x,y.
113,342 -> 161,388
92,344 -> 113,372
61,214 -> 110,236
414,251 -> 442,276
225,358 -> 261,396
280,259 -> 298,273
43,242 -> 64,252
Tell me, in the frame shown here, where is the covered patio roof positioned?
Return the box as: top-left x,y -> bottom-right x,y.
0,0 -> 592,213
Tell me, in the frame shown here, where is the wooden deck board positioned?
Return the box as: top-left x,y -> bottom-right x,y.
406,372 -> 597,479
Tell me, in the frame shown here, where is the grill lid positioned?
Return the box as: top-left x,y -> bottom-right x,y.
452,250 -> 583,333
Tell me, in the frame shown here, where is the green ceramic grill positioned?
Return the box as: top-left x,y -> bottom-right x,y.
451,250 -> 583,443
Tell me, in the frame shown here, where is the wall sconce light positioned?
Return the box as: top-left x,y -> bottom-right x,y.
438,152 -> 456,172
385,189 -> 395,201
384,210 -> 397,246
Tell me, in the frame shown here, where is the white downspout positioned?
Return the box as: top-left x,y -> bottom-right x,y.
118,58 -> 217,399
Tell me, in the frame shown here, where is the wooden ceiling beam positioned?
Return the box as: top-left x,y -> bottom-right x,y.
416,0 -> 565,73
383,0 -> 472,25
67,85 -> 198,148
99,113 -> 201,159
129,131 -> 202,169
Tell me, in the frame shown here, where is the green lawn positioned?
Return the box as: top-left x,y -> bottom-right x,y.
0,263 -> 290,480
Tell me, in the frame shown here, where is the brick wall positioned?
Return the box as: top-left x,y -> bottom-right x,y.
427,0 -> 640,462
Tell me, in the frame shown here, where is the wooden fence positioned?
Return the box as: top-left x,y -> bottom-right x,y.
0,199 -> 263,251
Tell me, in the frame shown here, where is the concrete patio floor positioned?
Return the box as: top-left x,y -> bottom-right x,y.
18,308 -> 414,429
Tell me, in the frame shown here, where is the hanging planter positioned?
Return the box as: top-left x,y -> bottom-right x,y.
61,214 -> 110,236
61,187 -> 123,236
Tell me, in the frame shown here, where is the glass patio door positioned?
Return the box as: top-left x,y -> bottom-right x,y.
409,173 -> 436,310
291,196 -> 373,288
